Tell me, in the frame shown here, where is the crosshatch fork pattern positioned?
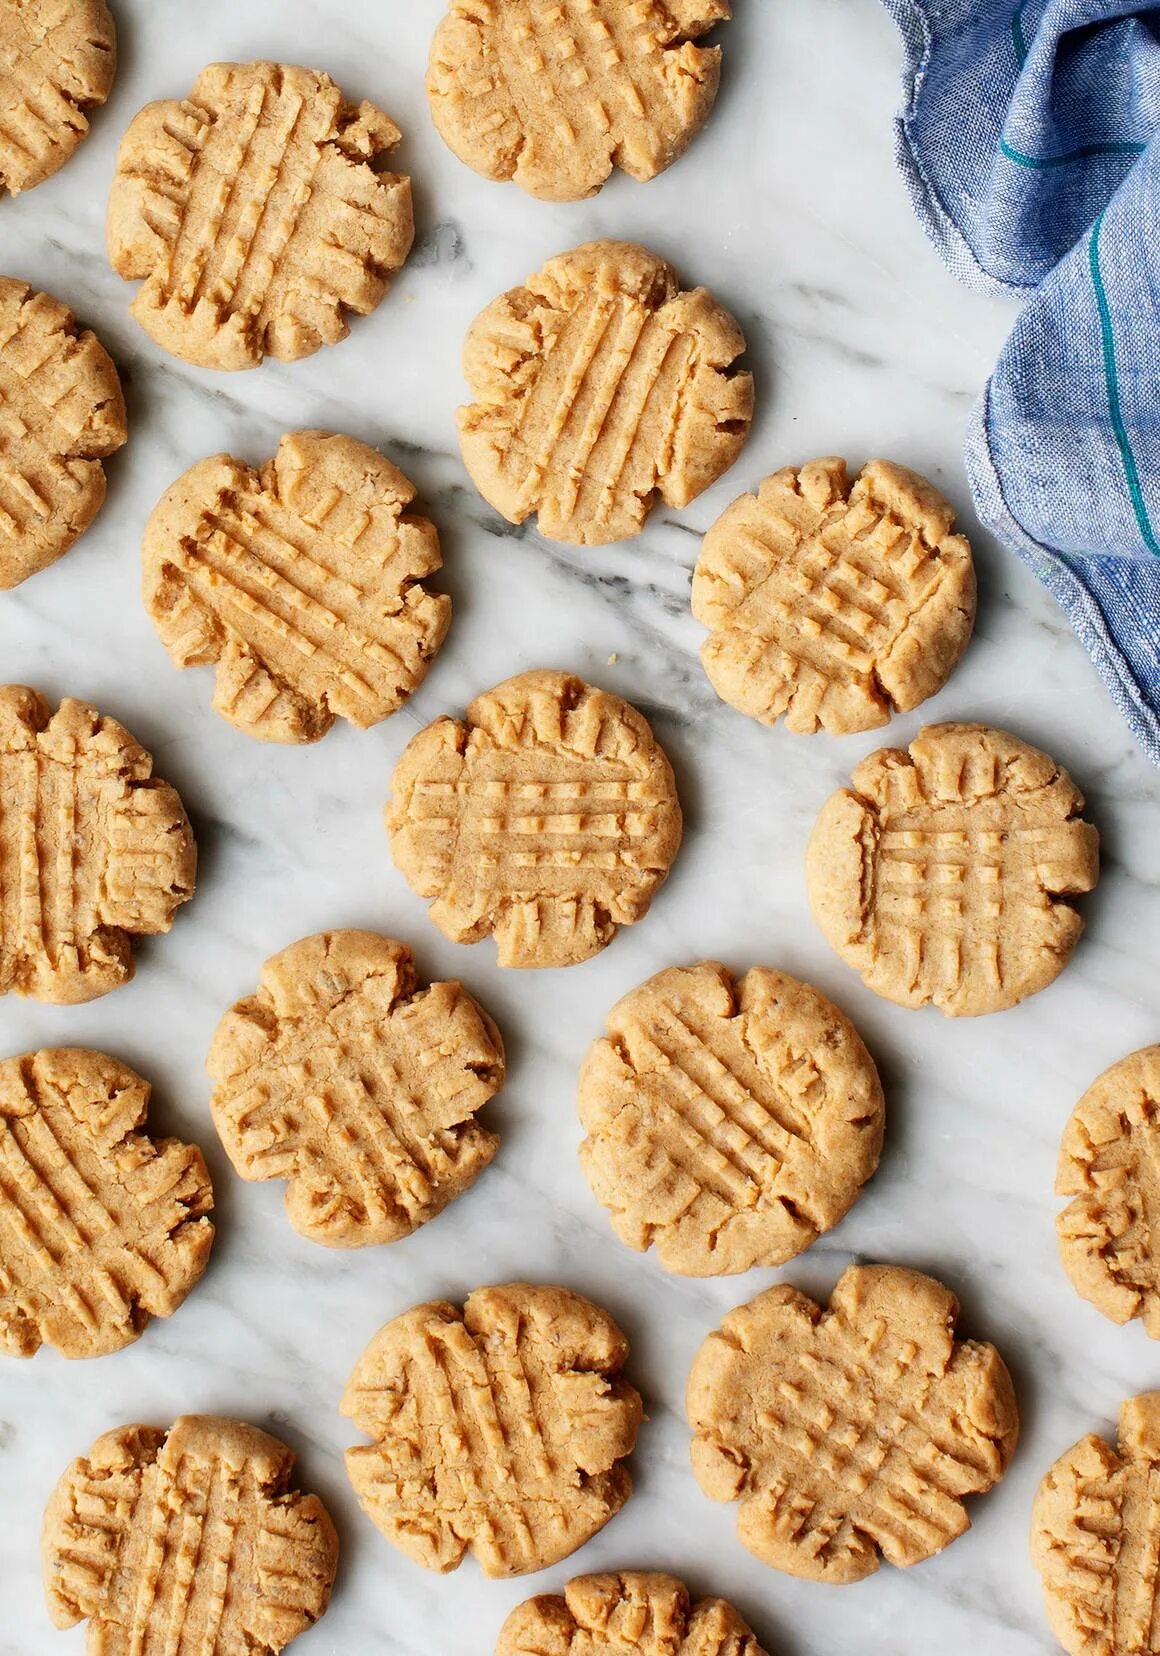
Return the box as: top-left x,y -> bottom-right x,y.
496,1571 -> 771,1656
457,242 -> 753,545
1056,1046 -> 1160,1340
108,60 -> 414,369
428,0 -> 730,201
0,1048 -> 213,1358
693,458 -> 975,735
208,931 -> 504,1247
388,669 -> 683,968
807,723 -> 1100,1015
578,962 -> 884,1275
144,432 -> 450,743
688,1265 -> 1019,1584
0,278 -> 126,590
0,687 -> 196,1004
1032,1392 -> 1160,1656
343,1284 -> 643,1578
44,1416 -> 338,1655
0,0 -> 115,194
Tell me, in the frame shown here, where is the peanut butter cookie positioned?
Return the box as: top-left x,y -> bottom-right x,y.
388,669 -> 683,967
208,931 -> 504,1247
0,0 -> 115,195
1056,1046 -> 1160,1340
806,723 -> 1099,1016
0,687 -> 196,1004
0,278 -> 127,590
0,1048 -> 212,1358
1032,1392 -> 1160,1656
108,61 -> 414,369
688,1264 -> 1018,1583
693,458 -> 976,734
44,1414 -> 338,1654
458,242 -> 753,545
144,432 -> 450,742
428,1 -> 730,202
343,1283 -> 642,1577
497,1571 -> 770,1655
578,962 -> 884,1275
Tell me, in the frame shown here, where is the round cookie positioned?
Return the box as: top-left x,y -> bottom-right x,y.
688,1264 -> 1019,1584
806,722 -> 1100,1016
0,278 -> 127,590
388,669 -> 683,968
144,432 -> 451,743
497,1571 -> 771,1656
207,930 -> 504,1247
1032,1392 -> 1160,1656
0,1048 -> 213,1358
343,1283 -> 642,1577
458,241 -> 753,545
1055,1045 -> 1160,1339
44,1414 -> 338,1654
0,686 -> 196,1004
692,458 -> 976,735
0,0 -> 116,195
107,60 -> 415,370
578,962 -> 885,1276
427,1 -> 730,202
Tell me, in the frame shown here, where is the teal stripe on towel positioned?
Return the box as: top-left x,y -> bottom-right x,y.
1012,1 -> 1030,65
1090,208 -> 1160,557
1001,136 -> 1147,169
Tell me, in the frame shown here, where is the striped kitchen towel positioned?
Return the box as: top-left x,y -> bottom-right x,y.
883,0 -> 1160,762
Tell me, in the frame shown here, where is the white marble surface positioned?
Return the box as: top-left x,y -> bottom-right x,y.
3,3 -> 1160,1653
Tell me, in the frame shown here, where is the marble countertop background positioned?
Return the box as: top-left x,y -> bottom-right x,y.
4,3 -> 1160,1653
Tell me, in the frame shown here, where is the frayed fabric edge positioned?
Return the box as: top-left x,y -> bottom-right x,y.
880,0 -> 1037,297
966,382 -> 1160,764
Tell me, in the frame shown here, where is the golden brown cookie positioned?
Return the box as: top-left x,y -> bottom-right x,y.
387,669 -> 683,968
578,962 -> 884,1276
428,1 -> 730,203
0,1048 -> 212,1358
688,1264 -> 1018,1583
458,242 -> 753,545
0,277 -> 127,590
692,458 -> 976,735
107,60 -> 415,370
1031,1392 -> 1160,1656
1055,1046 -> 1160,1340
343,1283 -> 642,1577
143,432 -> 450,743
43,1414 -> 338,1654
207,930 -> 504,1248
806,723 -> 1099,1017
0,0 -> 115,195
496,1571 -> 770,1656
0,687 -> 196,1004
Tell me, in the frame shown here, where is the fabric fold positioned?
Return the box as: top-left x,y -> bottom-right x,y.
883,0 -> 1160,762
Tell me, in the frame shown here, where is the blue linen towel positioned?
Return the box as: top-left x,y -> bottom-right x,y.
882,0 -> 1160,762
